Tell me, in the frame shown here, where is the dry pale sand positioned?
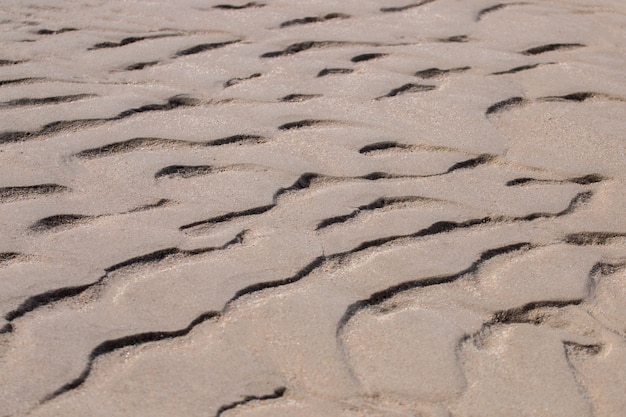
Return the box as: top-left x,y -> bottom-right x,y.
0,0 -> 625,416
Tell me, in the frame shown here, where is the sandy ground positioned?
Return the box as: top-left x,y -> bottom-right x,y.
0,0 -> 625,416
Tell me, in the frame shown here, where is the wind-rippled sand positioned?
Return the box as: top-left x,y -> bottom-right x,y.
0,0 -> 625,416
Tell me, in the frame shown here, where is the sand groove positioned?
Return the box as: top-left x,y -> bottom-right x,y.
14,189 -> 596,405
215,387 -> 287,417
0,96 -> 198,144
0,184 -> 68,203
3,231 -> 246,325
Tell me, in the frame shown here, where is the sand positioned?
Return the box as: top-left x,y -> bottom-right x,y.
0,0 -> 625,416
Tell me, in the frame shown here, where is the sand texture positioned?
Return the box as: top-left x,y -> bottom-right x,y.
1,0 -> 625,416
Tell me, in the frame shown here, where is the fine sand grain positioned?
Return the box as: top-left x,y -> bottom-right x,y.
0,0 -> 625,416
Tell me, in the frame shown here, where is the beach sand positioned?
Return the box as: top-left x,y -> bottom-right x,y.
0,0 -> 625,415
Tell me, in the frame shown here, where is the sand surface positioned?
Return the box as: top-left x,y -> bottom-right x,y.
1,0 -> 625,416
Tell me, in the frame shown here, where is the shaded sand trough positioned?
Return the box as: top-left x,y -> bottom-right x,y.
0,0 -> 625,416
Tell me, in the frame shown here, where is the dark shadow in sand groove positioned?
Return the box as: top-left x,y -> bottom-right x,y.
559,173 -> 606,185
0,94 -> 94,108
181,155 -> 498,233
230,257 -> 327,302
477,3 -> 508,20
180,205 -> 275,231
415,66 -> 470,79
316,196 -> 437,230
491,299 -> 584,325
128,199 -> 172,213
439,35 -> 468,43
352,53 -> 387,62
4,231 -> 247,325
0,252 -> 21,264
89,34 -> 177,50
29,215 -> 93,233
539,92 -> 599,102
181,170 -> 394,232
29,199 -> 173,233
376,83 -> 436,99
337,242 -> 534,335
215,387 -> 286,417
37,229 -> 248,402
564,341 -> 602,358
36,28 -> 77,35
43,189 -> 593,401
0,184 -> 68,203
0,59 -> 25,66
341,256 -> 619,366
463,261 -> 625,352
506,173 -> 606,187
213,2 -> 265,9
359,141 -> 412,154
358,141 -> 460,155
185,153 -> 585,234
476,2 -> 527,21
518,190 -> 591,221
317,68 -> 353,77
326,190 -> 589,252
445,154 -> 494,173
564,232 -> 626,246
224,73 -> 261,87
380,0 -> 435,12
272,173 -> 320,201
208,134 -> 265,146
125,61 -> 159,71
0,96 -> 198,145
350,218 -> 493,254
74,138 -> 188,158
260,41 -> 346,58
521,43 -> 585,55
44,311 -> 222,401
280,93 -> 322,102
232,190 -> 590,300
154,165 -> 214,179
174,40 -> 240,57
491,63 -> 543,75
74,134 -> 264,159
278,119 -> 337,130
280,13 -> 349,28
485,96 -> 526,115
0,78 -> 45,87
589,261 -> 626,277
